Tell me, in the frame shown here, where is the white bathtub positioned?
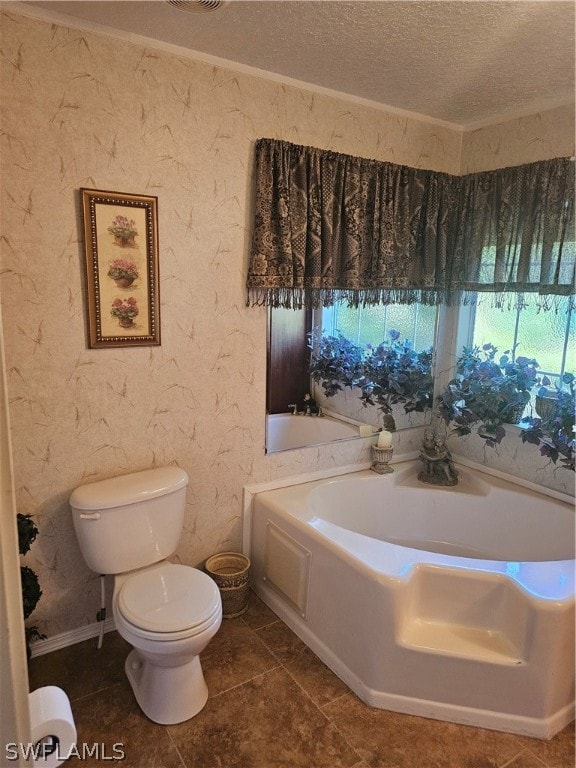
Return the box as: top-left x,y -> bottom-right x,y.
247,461 -> 575,738
266,413 -> 361,452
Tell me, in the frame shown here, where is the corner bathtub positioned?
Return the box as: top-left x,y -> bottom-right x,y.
247,461 -> 575,738
266,413 -> 360,452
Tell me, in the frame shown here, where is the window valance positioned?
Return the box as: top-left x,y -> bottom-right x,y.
246,138 -> 574,309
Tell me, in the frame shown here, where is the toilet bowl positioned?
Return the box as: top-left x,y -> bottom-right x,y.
113,563 -> 222,724
70,467 -> 222,725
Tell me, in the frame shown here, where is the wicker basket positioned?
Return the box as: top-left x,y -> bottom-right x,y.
505,402 -> 527,424
205,552 -> 251,618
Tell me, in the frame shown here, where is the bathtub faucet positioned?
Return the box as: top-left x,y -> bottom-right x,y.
303,393 -> 319,415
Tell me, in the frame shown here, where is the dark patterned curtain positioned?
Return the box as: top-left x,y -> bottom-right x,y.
452,160 -> 575,302
246,138 -> 574,309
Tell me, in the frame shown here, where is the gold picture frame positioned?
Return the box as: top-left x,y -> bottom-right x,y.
81,188 -> 160,348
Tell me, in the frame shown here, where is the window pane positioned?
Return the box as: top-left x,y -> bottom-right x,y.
330,302 -> 436,352
332,304 -> 360,341
515,303 -> 572,377
413,306 -> 437,351
472,296 -> 516,354
355,305 -> 387,346
472,294 -> 574,399
384,305 -> 417,343
564,308 -> 575,375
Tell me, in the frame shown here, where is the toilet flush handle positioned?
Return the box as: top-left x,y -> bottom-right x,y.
79,512 -> 101,520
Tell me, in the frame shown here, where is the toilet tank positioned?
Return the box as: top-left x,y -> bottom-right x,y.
70,467 -> 189,575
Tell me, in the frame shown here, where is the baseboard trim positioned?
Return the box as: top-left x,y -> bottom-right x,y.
29,617 -> 117,658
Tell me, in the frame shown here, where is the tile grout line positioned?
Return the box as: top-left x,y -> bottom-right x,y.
239,612 -> 283,632
248,618 -> 357,717
206,663 -> 284,702
210,611 -> 369,768
165,728 -> 188,768
499,747 -> 550,768
320,689 -> 353,712
67,680 -> 125,706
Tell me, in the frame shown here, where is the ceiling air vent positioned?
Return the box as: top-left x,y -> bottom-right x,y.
166,0 -> 228,12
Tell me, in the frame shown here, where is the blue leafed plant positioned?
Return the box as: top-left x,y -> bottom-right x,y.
309,329 -> 433,423
308,331 -> 365,398
358,330 -> 433,416
436,343 -> 540,446
519,373 -> 575,471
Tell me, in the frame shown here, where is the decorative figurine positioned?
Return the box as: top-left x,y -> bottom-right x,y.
418,430 -> 458,486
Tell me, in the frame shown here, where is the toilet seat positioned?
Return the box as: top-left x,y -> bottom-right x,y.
116,605 -> 221,644
117,563 -> 221,640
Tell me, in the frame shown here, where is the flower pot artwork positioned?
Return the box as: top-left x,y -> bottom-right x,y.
114,277 -> 135,288
114,234 -> 136,248
107,259 -> 139,289
81,188 -> 161,348
107,215 -> 138,248
111,297 -> 139,329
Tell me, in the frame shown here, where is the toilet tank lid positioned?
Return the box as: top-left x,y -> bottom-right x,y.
70,467 -> 189,511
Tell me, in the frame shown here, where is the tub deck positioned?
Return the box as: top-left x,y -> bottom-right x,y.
266,413 -> 361,452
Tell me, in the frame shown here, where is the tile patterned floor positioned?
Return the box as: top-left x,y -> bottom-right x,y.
28,592 -> 575,768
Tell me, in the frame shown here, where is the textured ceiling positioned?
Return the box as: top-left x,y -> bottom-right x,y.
15,0 -> 576,127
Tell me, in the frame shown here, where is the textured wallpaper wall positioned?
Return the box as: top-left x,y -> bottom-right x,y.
460,104 -> 575,173
1,10 -> 574,638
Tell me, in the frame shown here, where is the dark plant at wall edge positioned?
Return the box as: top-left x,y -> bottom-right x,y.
308,329 -> 434,425
17,512 -> 46,654
519,373 -> 575,471
436,344 -> 575,471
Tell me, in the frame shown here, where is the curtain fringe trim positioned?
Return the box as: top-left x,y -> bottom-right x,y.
246,287 -> 575,312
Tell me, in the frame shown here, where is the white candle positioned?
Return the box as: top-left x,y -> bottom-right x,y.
359,425 -> 373,437
377,430 -> 392,449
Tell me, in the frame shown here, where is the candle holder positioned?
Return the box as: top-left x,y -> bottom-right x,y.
371,445 -> 394,474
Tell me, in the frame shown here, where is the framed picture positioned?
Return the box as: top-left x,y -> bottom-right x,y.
80,188 -> 160,348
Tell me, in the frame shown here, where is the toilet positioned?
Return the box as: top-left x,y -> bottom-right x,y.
70,467 -> 222,725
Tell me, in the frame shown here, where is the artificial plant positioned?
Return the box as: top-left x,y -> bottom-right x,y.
436,343 -> 539,445
17,512 -> 45,652
520,373 -> 575,471
309,329 -> 433,426
436,343 -> 575,470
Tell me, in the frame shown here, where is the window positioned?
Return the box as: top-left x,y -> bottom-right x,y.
309,301 -> 437,431
318,302 -> 437,353
469,235 -> 575,398
468,294 -> 575,420
472,295 -> 574,382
